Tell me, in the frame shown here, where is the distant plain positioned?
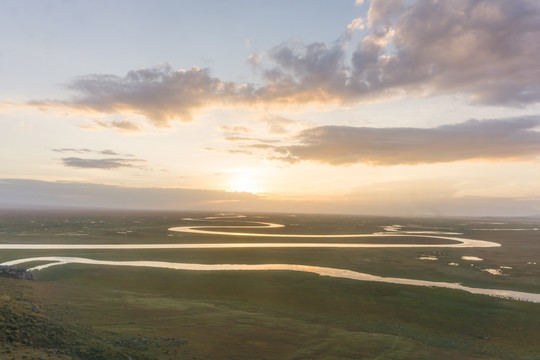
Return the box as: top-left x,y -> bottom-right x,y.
1,209 -> 540,359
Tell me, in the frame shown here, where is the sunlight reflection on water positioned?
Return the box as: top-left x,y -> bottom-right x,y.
2,256 -> 539,303
4,218 -> 538,304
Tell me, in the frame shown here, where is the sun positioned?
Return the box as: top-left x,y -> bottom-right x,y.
226,170 -> 264,194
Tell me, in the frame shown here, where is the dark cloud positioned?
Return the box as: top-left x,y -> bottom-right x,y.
265,117 -> 540,166
25,0 -> 540,125
62,157 -> 145,169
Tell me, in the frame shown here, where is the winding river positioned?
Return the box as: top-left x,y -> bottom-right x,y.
2,217 -> 540,303
0,220 -> 500,249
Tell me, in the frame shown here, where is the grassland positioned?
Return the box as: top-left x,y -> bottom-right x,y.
1,210 -> 540,359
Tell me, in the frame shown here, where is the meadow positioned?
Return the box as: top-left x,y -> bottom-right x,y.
1,209 -> 539,359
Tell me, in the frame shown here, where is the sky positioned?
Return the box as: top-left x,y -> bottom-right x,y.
2,0 -> 540,216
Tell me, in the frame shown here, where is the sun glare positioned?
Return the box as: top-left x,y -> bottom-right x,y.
226,170 -> 264,194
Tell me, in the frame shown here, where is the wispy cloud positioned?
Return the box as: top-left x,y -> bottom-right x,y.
224,136 -> 279,143
227,149 -> 253,155
258,117 -> 540,166
100,149 -> 126,156
263,115 -> 298,135
79,119 -> 143,133
52,148 -> 134,157
221,125 -> 252,134
61,157 -> 146,169
53,148 -> 143,169
18,0 -> 540,126
247,51 -> 265,66
52,148 -> 92,154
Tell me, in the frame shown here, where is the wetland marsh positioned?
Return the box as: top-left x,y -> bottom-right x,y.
1,210 -> 540,359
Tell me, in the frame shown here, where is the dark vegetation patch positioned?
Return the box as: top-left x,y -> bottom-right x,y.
0,265 -> 34,280
0,278 -> 187,359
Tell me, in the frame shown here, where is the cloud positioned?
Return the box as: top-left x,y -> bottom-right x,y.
1,178 -> 538,216
263,115 -> 297,134
52,148 -> 92,154
22,0 -> 540,126
367,0 -> 404,28
346,17 -> 366,33
259,0 -> 540,107
265,116 -> 540,166
340,178 -> 540,217
247,51 -> 265,66
244,144 -> 275,150
221,125 -> 252,134
52,148 -> 134,157
82,119 -> 143,133
100,149 -> 123,156
62,157 -> 145,169
348,178 -> 458,200
367,0 -> 540,106
0,179 -> 259,211
224,136 -> 278,143
227,149 -> 253,155
257,41 -> 349,104
41,64 -> 248,127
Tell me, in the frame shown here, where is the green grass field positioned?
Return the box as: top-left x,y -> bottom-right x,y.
1,210 -> 540,359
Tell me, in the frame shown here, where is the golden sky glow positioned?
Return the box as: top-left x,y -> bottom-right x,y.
1,0 -> 540,216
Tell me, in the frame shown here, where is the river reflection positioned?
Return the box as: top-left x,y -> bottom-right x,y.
4,218 -> 538,304
168,220 -> 500,248
3,256 -> 540,303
